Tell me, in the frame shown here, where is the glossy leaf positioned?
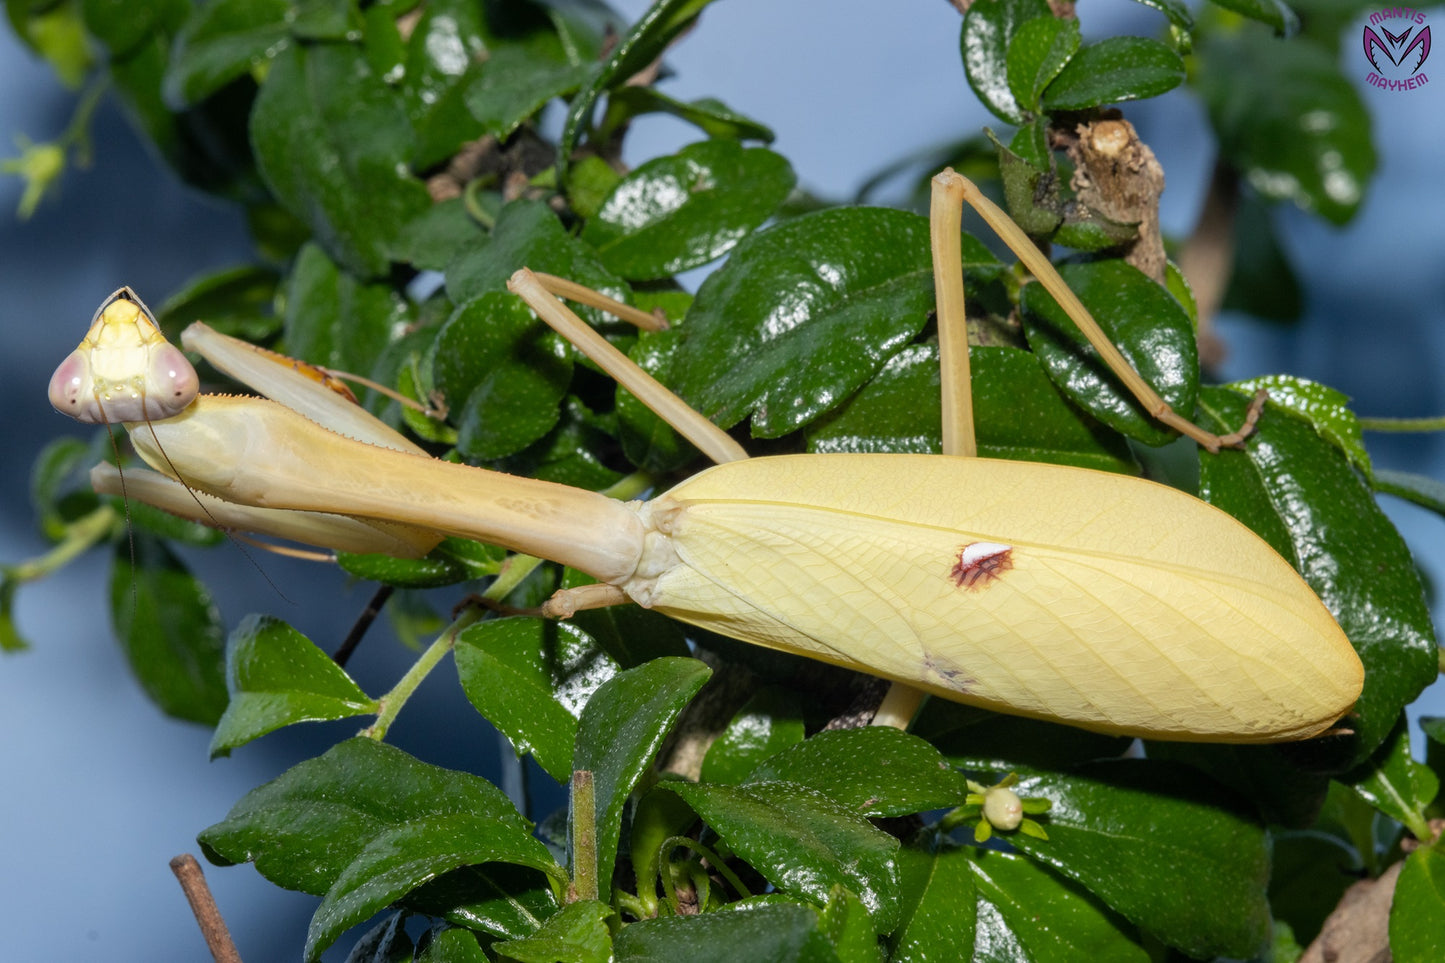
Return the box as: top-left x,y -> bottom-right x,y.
1346,713 -> 1438,835
663,780 -> 901,930
1006,760 -> 1271,959
746,727 -> 968,817
807,344 -> 1137,473
1232,374 -> 1370,475
1194,31 -> 1374,224
890,839 -> 977,962
306,811 -> 561,961
1391,843 -> 1445,963
961,0 -> 1055,124
465,44 -> 591,141
1041,36 -> 1185,110
455,617 -> 619,785
209,614 -> 376,758
582,140 -> 796,280
110,535 -> 226,724
433,291 -> 573,460
1209,0 -> 1300,34
613,903 -> 835,962
672,208 -> 953,436
967,847 -> 1148,962
615,325 -> 702,476
154,263 -> 281,341
250,41 -> 430,277
1006,16 -> 1080,113
491,899 -> 612,963
399,0 -> 487,167
821,886 -> 880,962
416,925 -> 490,962
163,0 -> 290,106
558,0 -> 722,181
396,198 -> 486,273
199,738 -> 550,897
572,658 -> 712,892
700,687 -> 806,785
337,537 -> 506,590
1020,259 -> 1197,447
1199,386 -> 1438,766
282,242 -> 412,375
445,200 -> 628,326
600,87 -> 776,143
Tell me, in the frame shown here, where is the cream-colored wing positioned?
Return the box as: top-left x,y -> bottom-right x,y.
642,453 -> 1361,743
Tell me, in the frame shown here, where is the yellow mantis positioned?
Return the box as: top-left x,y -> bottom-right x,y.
49,170 -> 1363,745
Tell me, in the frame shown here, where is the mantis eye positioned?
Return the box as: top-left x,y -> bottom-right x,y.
47,350 -> 94,421
145,342 -> 200,420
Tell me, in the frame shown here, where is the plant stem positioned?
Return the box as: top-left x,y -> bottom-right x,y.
364,603 -> 482,741
6,504 -> 117,582
570,770 -> 599,902
1358,415 -> 1445,433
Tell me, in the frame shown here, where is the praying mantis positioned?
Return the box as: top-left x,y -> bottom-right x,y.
49,169 -> 1363,745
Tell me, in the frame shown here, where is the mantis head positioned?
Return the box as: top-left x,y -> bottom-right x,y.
48,286 -> 200,424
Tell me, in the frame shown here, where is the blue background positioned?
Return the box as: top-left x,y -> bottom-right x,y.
2,1 -> 1442,958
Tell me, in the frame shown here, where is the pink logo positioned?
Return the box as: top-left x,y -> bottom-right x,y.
1363,9 -> 1432,91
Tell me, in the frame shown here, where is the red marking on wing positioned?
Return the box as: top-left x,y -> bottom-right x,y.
950,542 -> 1013,590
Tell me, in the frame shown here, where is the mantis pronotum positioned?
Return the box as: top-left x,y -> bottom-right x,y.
49,170 -> 1362,744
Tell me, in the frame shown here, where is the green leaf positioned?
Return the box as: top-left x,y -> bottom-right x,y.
1041,36 -> 1185,110
455,617 -> 619,784
967,847 -> 1149,962
572,658 -> 712,891
8,0 -> 94,88
613,902 -> 835,962
561,568 -> 694,668
1232,374 -> 1370,475
1220,193 -> 1303,322
600,88 -> 776,143
250,41 -> 431,277
396,198 -> 486,273
199,738 -> 553,899
821,886 -> 880,962
416,925 -> 490,962
399,0 -> 487,168
746,727 -> 968,817
465,44 -> 591,141
110,535 -> 226,724
890,839 -> 976,962
81,0 -> 186,59
1268,831 -> 1359,944
30,435 -> 100,540
1208,0 -> 1300,35
445,200 -> 628,326
1006,16 -> 1080,112
1372,469 -> 1445,522
1020,258 -> 1198,447
306,811 -> 561,961
1391,843 -> 1445,963
154,264 -> 282,342
492,899 -> 612,963
1006,760 -> 1271,959
912,698 -> 1132,772
673,207 -> 948,437
1199,386 -> 1438,766
433,291 -> 573,460
345,912 -> 411,963
808,345 -> 1137,473
163,0 -> 291,107
1346,713 -> 1438,836
281,242 -> 412,374
961,0 -> 1055,124
209,614 -> 376,758
663,781 -> 901,930
337,537 -> 506,590
582,140 -> 796,281
1194,31 -> 1374,224
0,575 -> 31,652
700,688 -> 806,785
558,0 -> 723,182
1129,0 -> 1194,31
615,323 -> 701,476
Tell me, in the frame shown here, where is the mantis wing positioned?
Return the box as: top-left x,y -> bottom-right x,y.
640,454 -> 1361,743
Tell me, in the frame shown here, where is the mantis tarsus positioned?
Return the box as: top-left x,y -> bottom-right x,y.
49,170 -> 1363,744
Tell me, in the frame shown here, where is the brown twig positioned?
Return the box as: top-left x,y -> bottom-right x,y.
170,854 -> 242,963
1177,160 -> 1240,369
